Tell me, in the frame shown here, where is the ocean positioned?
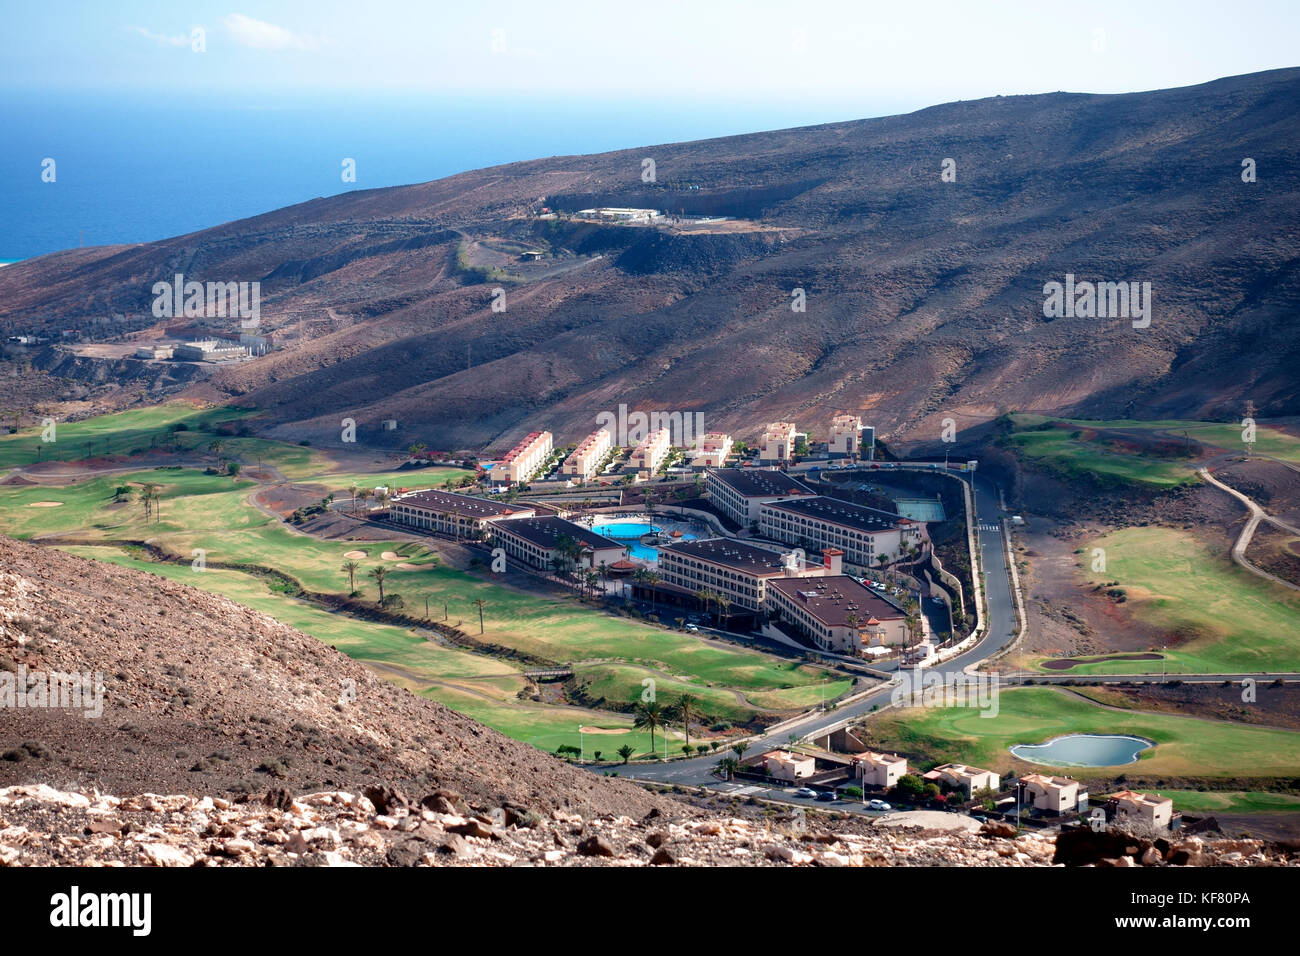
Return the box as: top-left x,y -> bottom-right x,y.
0,90 -> 903,262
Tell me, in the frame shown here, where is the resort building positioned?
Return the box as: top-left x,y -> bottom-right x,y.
758,422 -> 799,462
762,750 -> 816,782
764,575 -> 909,654
656,538 -> 830,614
852,751 -> 908,789
496,431 -> 553,484
705,468 -> 814,527
690,432 -> 734,468
389,490 -> 534,538
758,496 -> 925,570
575,207 -> 662,223
924,763 -> 1001,797
828,413 -> 864,458
628,427 -> 672,475
1021,774 -> 1089,815
561,428 -> 612,481
1107,791 -> 1174,830
490,515 -> 625,573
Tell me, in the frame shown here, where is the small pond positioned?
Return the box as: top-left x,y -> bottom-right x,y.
1010,734 -> 1154,767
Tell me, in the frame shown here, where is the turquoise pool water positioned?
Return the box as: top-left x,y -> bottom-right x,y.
591,519 -> 701,562
1010,734 -> 1154,767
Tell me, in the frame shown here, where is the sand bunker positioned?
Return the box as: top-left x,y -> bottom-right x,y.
342,550 -> 367,559
395,562 -> 425,570
381,551 -> 399,560
579,726 -> 630,735
29,501 -> 64,508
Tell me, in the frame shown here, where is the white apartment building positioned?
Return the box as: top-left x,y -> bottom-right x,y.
690,432 -> 733,468
561,428 -> 612,481
628,427 -> 671,474
758,422 -> 799,462
496,430 -> 553,484
828,413 -> 864,458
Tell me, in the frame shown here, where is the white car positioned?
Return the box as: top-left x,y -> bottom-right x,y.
867,799 -> 892,812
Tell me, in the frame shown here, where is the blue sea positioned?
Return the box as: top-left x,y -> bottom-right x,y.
0,90 -> 905,262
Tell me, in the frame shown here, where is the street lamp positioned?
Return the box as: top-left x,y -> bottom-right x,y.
579,727 -> 584,762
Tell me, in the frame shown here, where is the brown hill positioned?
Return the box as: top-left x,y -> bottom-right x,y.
3,68 -> 1298,451
0,535 -> 663,818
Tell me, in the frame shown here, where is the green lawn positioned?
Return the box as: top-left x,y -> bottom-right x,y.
1149,790 -> 1300,815
868,686 -> 1300,779
1003,414 -> 1300,488
1031,526 -> 1300,674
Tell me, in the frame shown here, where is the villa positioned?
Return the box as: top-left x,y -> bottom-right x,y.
852,751 -> 908,788
1107,790 -> 1175,831
762,750 -> 816,782
1021,774 -> 1089,815
495,431 -> 553,484
690,432 -> 734,468
924,763 -> 1001,797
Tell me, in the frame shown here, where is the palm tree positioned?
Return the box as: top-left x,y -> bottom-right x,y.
633,699 -> 665,756
357,487 -> 373,514
341,560 -> 360,593
148,484 -> 162,523
472,597 -> 487,634
375,489 -> 391,512
643,569 -> 661,611
672,693 -> 699,749
617,744 -> 635,765
207,440 -> 225,471
694,588 -> 712,620
584,569 -> 600,601
716,756 -> 740,781
716,594 -> 731,630
730,742 -> 747,762
349,482 -> 360,513
369,566 -> 390,603
408,441 -> 427,461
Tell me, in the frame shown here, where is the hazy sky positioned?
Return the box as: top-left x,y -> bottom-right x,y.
4,1 -> 1298,117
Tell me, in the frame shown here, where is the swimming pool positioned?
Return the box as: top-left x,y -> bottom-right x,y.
591,517 -> 702,562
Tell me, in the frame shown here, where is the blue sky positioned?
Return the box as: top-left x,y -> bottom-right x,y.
3,1 -> 1298,117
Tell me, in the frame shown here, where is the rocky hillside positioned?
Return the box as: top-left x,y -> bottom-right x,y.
2,68 -> 1297,450
0,535 -> 663,818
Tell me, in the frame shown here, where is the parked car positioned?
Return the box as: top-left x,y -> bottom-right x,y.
794,787 -> 818,799
685,624 -> 700,632
867,799 -> 892,811
815,790 -> 837,802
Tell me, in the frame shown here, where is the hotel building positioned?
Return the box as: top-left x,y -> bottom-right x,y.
561,428 -> 612,481
765,575 -> 909,653
758,496 -> 924,570
490,515 -> 625,572
656,538 -> 832,613
705,468 -> 814,527
389,490 -> 535,538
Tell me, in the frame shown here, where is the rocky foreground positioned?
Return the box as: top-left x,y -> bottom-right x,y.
3,783 -> 1296,868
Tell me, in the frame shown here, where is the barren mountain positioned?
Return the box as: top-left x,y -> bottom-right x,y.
3,67 -> 1298,451
0,535 -> 663,818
